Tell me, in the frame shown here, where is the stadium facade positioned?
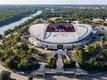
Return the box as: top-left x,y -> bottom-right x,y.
29,23 -> 92,50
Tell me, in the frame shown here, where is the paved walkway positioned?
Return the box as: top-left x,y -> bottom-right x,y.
31,62 -> 46,76
56,50 -> 63,69
53,76 -> 80,80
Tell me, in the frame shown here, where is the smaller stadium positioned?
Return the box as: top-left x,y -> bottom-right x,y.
29,23 -> 92,50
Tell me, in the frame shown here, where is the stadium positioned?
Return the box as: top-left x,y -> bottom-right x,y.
29,23 -> 92,50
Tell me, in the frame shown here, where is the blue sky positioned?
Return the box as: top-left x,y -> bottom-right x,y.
0,0 -> 107,4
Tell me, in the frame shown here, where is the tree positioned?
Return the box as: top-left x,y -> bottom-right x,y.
4,29 -> 13,36
21,43 -> 29,51
48,20 -> 55,23
64,59 -> 75,68
55,18 -> 64,23
4,56 -> 16,68
75,49 -> 83,65
100,36 -> 106,43
0,70 -> 11,80
84,45 -> 94,54
28,75 -> 33,80
47,57 -> 57,69
87,57 -> 98,71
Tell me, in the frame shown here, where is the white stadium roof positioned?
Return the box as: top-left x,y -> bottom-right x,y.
29,23 -> 92,44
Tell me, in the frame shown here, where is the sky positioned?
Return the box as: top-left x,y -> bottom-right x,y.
0,0 -> 107,5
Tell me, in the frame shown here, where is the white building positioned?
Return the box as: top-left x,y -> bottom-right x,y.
29,23 -> 92,50
92,18 -> 104,23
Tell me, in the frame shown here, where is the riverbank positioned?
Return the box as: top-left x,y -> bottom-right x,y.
0,10 -> 42,34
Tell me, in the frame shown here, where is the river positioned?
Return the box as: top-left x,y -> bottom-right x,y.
0,10 -> 42,34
